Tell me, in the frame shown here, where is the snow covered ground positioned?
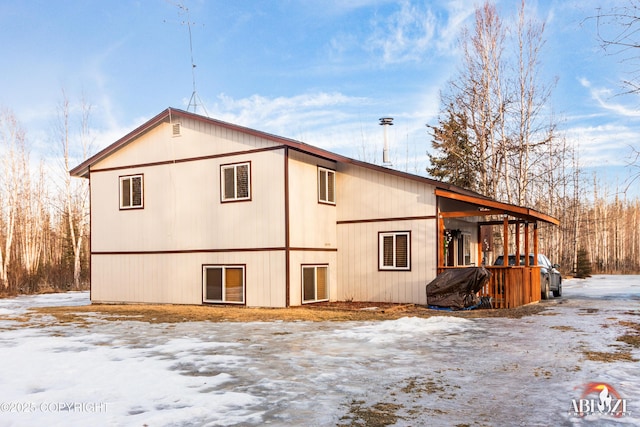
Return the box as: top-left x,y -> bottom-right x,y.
0,275 -> 638,426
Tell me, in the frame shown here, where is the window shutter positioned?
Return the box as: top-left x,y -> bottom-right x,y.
121,177 -> 131,207
131,176 -> 142,207
224,167 -> 235,200
383,236 -> 394,267
319,169 -> 327,202
396,234 -> 408,268
236,164 -> 249,199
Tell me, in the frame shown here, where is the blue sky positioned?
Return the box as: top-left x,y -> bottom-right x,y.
1,0 -> 639,197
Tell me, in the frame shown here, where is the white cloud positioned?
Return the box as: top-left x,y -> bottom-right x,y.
208,91 -> 371,149
566,123 -> 638,167
367,1 -> 437,64
579,76 -> 640,118
365,0 -> 474,65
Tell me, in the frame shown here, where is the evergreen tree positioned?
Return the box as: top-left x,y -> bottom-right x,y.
575,247 -> 592,278
426,103 -> 479,192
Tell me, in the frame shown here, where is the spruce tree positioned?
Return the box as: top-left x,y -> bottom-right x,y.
426,103 -> 478,192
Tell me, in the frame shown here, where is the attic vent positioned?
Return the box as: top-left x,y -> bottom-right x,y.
172,123 -> 182,137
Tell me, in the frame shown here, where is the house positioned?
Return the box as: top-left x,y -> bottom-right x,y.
70,108 -> 559,308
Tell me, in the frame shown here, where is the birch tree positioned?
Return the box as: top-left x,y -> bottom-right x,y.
445,1 -> 507,200
430,1 -> 561,209
57,91 -> 92,290
0,108 -> 26,289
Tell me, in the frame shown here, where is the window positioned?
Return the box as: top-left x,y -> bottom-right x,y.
120,175 -> 143,209
318,167 -> 336,204
302,265 -> 329,303
463,234 -> 471,265
379,232 -> 410,270
221,162 -> 251,202
203,265 -> 245,304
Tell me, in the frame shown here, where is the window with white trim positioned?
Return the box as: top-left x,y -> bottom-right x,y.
379,232 -> 410,270
221,162 -> 251,202
203,265 -> 245,304
318,167 -> 336,204
302,265 -> 329,303
119,175 -> 143,209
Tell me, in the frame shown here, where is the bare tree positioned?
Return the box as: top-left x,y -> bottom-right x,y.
0,108 -> 27,289
592,0 -> 640,94
442,1 -> 507,200
16,161 -> 48,287
57,90 -> 92,290
434,1 -> 561,209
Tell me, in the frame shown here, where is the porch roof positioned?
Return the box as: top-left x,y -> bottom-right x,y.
436,189 -> 559,225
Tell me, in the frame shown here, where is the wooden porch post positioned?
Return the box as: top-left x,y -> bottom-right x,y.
514,222 -> 521,266
524,222 -> 530,266
503,215 -> 509,258
477,224 -> 483,266
438,215 -> 445,269
533,222 -> 539,266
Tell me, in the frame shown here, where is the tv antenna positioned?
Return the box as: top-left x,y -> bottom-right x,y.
166,2 -> 209,116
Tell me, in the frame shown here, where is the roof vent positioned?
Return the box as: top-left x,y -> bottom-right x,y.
172,123 -> 182,137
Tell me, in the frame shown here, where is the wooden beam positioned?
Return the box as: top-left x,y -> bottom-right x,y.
439,209 -> 504,218
503,216 -> 509,260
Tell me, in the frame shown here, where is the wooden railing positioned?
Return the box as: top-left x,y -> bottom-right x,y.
437,266 -> 541,309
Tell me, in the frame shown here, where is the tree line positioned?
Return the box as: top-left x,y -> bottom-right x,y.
0,93 -> 90,295
427,0 -> 640,275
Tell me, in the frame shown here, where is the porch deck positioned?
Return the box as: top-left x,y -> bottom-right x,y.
438,266 -> 541,309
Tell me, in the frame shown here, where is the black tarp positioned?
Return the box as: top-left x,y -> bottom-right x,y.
426,267 -> 492,310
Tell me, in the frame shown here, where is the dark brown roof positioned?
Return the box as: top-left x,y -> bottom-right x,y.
70,107 -> 558,225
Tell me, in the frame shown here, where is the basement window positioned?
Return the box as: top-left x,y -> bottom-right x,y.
119,174 -> 143,209
302,265 -> 329,303
203,265 -> 245,304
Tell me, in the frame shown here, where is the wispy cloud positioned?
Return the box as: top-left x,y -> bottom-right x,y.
365,0 -> 474,65
579,77 -> 640,118
206,91 -> 373,150
566,122 -> 638,167
367,1 -> 437,64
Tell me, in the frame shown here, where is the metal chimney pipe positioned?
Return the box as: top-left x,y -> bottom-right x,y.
379,117 -> 394,165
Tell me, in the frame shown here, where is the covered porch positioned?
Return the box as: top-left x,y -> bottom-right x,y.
436,189 -> 559,309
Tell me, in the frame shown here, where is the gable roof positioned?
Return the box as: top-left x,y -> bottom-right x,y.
70,107 -> 558,225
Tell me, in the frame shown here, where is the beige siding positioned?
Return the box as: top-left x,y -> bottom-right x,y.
336,163 -> 436,221
288,250 -> 338,306
93,119 -> 281,170
287,150 -> 337,249
91,251 -> 286,307
285,151 -> 338,306
337,219 -> 436,304
336,163 -> 438,304
91,149 -> 285,252
89,119 -> 288,308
